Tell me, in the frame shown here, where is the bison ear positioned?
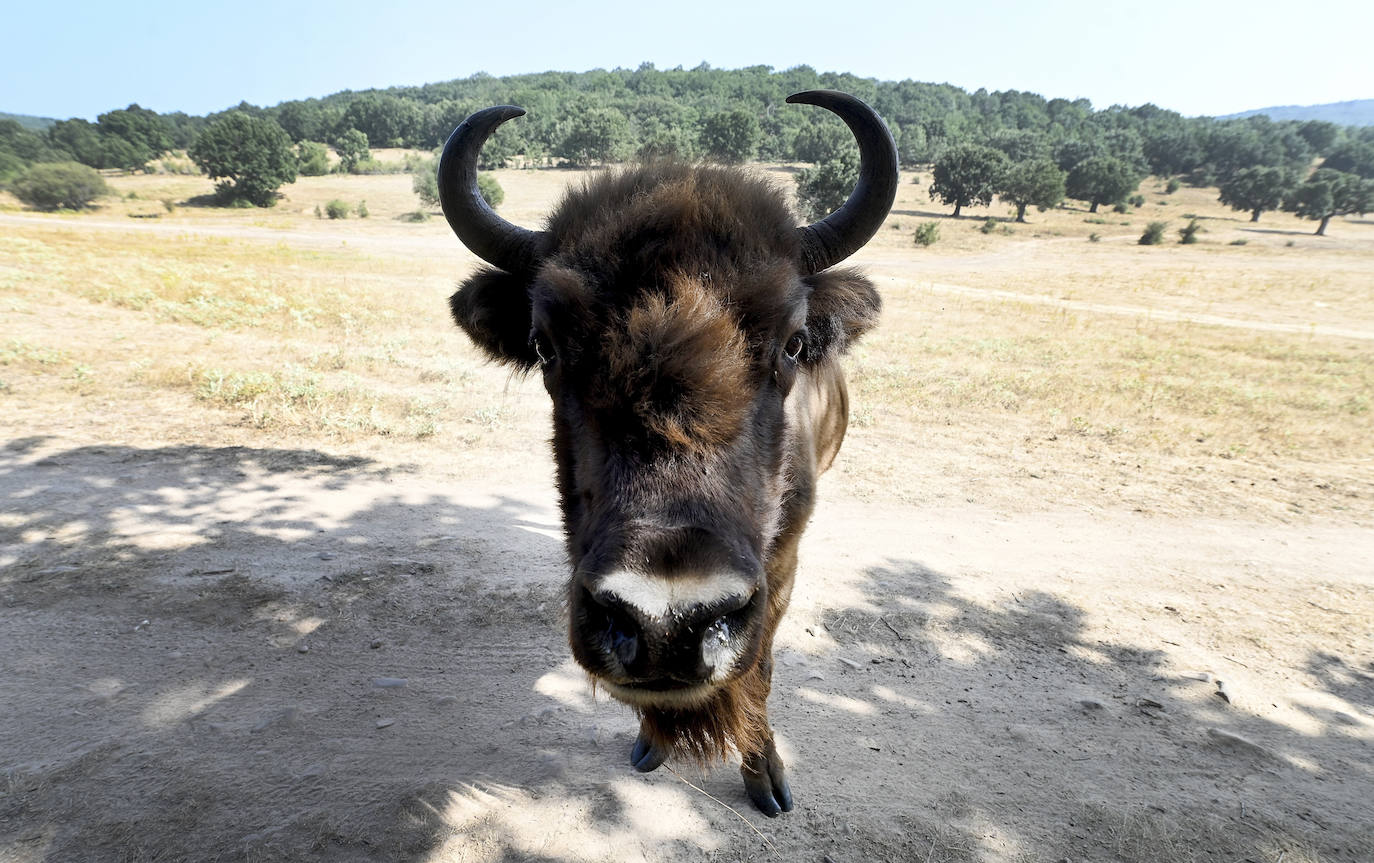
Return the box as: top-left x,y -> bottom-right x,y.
801,267 -> 881,359
449,267 -> 539,370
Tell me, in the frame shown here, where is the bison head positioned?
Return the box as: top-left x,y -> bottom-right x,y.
439,92 -> 896,769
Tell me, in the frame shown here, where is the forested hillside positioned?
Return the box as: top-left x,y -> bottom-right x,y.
3,64 -> 1372,221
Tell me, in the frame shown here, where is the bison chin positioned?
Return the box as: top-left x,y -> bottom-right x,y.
598,665 -> 773,766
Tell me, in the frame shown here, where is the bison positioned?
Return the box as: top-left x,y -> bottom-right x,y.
439,90 -> 897,816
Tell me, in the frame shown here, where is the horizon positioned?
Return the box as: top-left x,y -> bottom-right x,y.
3,0 -> 1372,122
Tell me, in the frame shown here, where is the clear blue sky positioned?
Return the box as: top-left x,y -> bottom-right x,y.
3,0 -> 1370,121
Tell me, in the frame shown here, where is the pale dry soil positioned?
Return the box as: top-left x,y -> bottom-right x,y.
1,165 -> 1372,863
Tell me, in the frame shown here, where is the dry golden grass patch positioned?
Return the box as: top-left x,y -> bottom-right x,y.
2,161 -> 1370,520
856,283 -> 1371,459
0,220 -> 545,450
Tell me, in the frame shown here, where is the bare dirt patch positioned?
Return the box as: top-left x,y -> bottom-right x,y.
2,166 -> 1372,862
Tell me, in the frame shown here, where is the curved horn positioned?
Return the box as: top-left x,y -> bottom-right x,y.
438,106 -> 547,273
787,90 -> 899,275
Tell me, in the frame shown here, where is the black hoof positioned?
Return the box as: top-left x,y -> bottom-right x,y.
741,745 -> 793,817
630,728 -> 668,773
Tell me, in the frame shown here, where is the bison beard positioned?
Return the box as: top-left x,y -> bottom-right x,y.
439,91 -> 897,816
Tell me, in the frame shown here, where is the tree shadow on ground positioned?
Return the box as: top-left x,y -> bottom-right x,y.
1240,226 -> 1322,237
892,207 -> 960,220
0,439 -> 728,862
2,439 -> 1370,861
771,558 -> 1374,862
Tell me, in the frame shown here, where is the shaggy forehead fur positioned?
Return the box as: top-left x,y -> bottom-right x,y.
531,163 -> 809,450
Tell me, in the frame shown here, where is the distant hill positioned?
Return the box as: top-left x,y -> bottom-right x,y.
0,111 -> 56,131
1221,99 -> 1374,126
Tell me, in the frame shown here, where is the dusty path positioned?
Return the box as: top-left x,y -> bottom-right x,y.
2,437 -> 1371,861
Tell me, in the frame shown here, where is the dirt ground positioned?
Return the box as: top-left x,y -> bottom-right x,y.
2,165 -> 1372,862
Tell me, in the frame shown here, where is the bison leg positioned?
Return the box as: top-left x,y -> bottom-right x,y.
741,736 -> 793,816
629,723 -> 668,773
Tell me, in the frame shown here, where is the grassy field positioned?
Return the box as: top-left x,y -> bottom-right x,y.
1,157 -> 1370,521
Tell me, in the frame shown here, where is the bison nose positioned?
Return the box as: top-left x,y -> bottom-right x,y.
582,573 -> 757,684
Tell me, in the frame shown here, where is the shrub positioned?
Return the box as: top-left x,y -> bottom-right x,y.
1088,232 -> 1101,242
1139,221 -> 1167,245
1229,238 -> 1248,246
325,199 -> 350,219
1112,202 -> 1129,213
1129,194 -> 1145,207
914,221 -> 940,246
1179,219 -> 1202,244
477,174 -> 504,208
399,210 -> 429,223
412,156 -> 439,208
356,199 -> 368,218
979,217 -> 998,234
795,153 -> 858,220
10,161 -> 110,210
297,141 -> 330,176
1165,178 -> 1181,194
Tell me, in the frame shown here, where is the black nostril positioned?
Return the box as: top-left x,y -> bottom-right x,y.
606,613 -> 639,667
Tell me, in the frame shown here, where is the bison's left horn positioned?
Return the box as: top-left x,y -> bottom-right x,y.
438,106 -> 547,274
787,90 -> 899,275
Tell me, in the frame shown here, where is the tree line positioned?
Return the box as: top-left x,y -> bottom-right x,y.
2,63 -> 1371,231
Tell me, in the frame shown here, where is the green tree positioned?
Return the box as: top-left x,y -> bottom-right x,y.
190,113 -> 298,207
795,151 -> 858,220
1320,139 -> 1374,179
996,158 -> 1066,222
96,104 -> 172,169
297,141 -> 330,176
988,129 -> 1050,163
1052,139 -> 1099,172
46,119 -> 105,168
99,137 -> 145,173
333,129 -> 370,173
700,109 -> 760,164
1283,168 -> 1374,236
1295,120 -> 1339,155
10,162 -> 110,210
636,117 -> 696,160
274,101 -> 330,143
792,120 -> 852,163
339,94 -> 422,147
558,107 -> 632,166
1217,166 -> 1293,222
929,144 -> 1009,217
1066,155 -> 1139,213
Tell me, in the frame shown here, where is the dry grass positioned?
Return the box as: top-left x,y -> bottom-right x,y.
1,163 -> 1371,520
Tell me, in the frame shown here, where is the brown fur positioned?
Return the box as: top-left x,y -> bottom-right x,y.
598,275 -> 753,452
449,160 -> 883,791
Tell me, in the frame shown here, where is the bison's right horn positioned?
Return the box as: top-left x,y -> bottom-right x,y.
787,90 -> 899,275
438,106 -> 547,274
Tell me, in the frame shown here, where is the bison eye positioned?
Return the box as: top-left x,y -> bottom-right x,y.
530,332 -> 556,367
783,332 -> 806,362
